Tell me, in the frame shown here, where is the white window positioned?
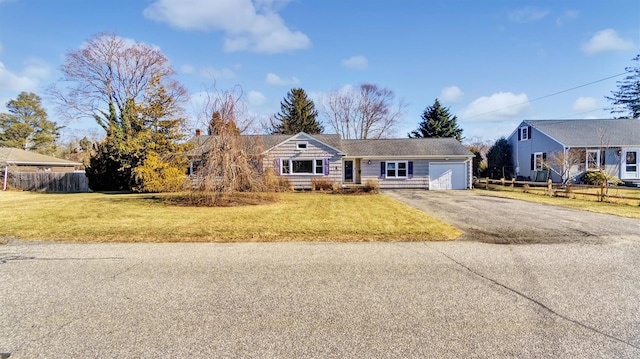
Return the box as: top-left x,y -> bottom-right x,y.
626,151 -> 637,173
586,150 -> 600,171
281,159 -> 290,174
281,159 -> 325,175
520,127 -> 530,141
386,161 -> 408,178
296,142 -> 308,150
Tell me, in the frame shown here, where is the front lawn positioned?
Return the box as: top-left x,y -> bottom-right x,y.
0,191 -> 461,242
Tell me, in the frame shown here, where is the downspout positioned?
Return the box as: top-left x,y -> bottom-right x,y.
2,165 -> 7,191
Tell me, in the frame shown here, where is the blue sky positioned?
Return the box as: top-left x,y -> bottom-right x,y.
0,0 -> 638,143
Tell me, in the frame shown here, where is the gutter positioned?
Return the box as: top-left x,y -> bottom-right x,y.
6,160 -> 81,167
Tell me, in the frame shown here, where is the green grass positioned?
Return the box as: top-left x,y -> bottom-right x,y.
475,188 -> 640,219
0,191 -> 461,242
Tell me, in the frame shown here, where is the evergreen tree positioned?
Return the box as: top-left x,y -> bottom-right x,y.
0,92 -> 61,155
409,99 -> 463,141
606,54 -> 640,118
86,75 -> 190,192
271,88 -> 323,134
486,137 -> 512,179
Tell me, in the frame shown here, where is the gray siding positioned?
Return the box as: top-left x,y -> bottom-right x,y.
264,137 -> 342,189
509,124 -> 564,182
360,159 -> 469,189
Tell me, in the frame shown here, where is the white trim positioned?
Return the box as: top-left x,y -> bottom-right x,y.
622,148 -> 639,179
586,149 -> 600,171
263,132 -> 345,156
281,158 -> 325,175
385,161 -> 408,179
520,126 -> 530,141
296,141 -> 308,150
534,152 -> 544,171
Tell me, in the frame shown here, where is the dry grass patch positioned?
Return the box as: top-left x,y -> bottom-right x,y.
0,191 -> 460,242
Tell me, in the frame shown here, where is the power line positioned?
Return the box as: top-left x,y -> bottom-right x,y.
463,71 -> 630,120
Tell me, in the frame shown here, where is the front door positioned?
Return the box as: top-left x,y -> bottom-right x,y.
624,150 -> 639,179
344,160 -> 354,183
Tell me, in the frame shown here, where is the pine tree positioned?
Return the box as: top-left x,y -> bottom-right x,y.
271,88 -> 323,134
0,92 -> 61,155
409,99 -> 463,141
606,54 -> 640,118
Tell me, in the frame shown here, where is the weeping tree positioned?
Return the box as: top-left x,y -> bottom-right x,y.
189,88 -> 280,206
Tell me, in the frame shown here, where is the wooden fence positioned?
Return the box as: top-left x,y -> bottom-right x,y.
474,177 -> 640,205
3,171 -> 90,192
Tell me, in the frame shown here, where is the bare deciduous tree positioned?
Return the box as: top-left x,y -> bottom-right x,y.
195,84 -> 255,135
321,83 -> 406,139
50,32 -> 187,135
545,149 -> 585,184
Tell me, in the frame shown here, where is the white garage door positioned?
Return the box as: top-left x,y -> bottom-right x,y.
429,163 -> 467,190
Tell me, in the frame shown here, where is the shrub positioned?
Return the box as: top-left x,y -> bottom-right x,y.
363,179 -> 380,193
311,177 -> 334,191
581,172 -> 624,186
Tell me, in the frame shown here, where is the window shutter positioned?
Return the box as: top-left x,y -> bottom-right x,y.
530,154 -> 534,171
408,161 -> 414,179
518,129 -> 521,141
274,158 -> 280,174
528,126 -> 532,139
324,158 -> 330,175
543,153 -> 547,169
600,150 -> 606,166
380,161 -> 385,179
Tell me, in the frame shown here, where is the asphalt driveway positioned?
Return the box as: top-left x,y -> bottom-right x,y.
384,189 -> 640,244
1,190 -> 640,358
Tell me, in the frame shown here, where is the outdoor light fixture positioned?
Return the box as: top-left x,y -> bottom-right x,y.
367,160 -> 372,165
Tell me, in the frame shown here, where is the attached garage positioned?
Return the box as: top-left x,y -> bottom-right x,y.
429,162 -> 468,190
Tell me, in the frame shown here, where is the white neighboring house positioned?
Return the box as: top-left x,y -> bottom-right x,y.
188,132 -> 474,190
507,119 -> 640,185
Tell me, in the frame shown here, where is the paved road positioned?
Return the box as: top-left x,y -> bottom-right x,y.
1,191 -> 640,358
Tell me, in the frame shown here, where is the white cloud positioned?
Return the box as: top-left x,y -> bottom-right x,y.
199,66 -> 237,80
556,9 -> 578,27
460,92 -> 531,122
0,60 -> 47,92
582,29 -> 635,55
22,58 -> 50,79
143,0 -> 311,53
342,55 -> 368,70
265,72 -> 299,86
572,97 -> 599,113
440,86 -> 464,103
508,7 -> 549,23
181,64 -> 195,74
248,90 -> 266,106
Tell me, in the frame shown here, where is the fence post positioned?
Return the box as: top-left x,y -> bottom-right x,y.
485,177 -> 489,190
511,178 -> 515,188
500,178 -> 505,186
547,179 -> 553,196
600,181 -> 606,202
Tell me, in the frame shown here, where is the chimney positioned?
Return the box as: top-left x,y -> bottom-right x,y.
195,128 -> 202,136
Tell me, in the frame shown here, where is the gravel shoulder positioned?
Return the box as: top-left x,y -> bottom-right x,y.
384,189 -> 640,244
